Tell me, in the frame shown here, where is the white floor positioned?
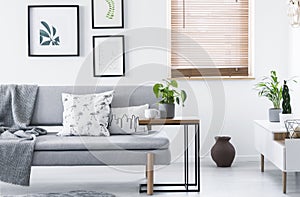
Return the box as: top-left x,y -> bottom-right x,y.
0,160 -> 300,197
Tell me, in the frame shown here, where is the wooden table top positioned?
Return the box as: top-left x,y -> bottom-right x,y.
139,117 -> 200,125
254,120 -> 300,140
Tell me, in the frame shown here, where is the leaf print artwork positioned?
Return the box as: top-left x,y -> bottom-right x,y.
40,21 -> 60,46
105,0 -> 115,19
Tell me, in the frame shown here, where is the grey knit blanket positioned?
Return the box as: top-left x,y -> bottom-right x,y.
0,85 -> 46,186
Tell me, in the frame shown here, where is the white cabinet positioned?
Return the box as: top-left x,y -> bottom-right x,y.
285,139 -> 300,171
254,120 -> 300,194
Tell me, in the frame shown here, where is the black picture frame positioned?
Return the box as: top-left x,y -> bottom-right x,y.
93,35 -> 125,77
28,5 -> 80,57
91,0 -> 124,29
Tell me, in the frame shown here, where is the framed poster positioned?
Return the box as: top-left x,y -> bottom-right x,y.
93,35 -> 125,77
92,0 -> 124,28
28,5 -> 79,57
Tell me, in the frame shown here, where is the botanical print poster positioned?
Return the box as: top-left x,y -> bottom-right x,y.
92,0 -> 124,28
28,6 -> 79,56
93,36 -> 125,77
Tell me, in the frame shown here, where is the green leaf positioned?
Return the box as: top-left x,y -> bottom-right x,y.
40,30 -> 50,38
53,41 -> 59,45
167,90 -> 174,102
169,80 -> 178,88
153,79 -> 187,106
41,40 -> 51,46
153,83 -> 163,98
41,21 -> 51,35
52,26 -> 57,36
54,36 -> 60,44
181,90 -> 187,103
255,70 -> 283,108
176,97 -> 180,105
40,36 -> 43,44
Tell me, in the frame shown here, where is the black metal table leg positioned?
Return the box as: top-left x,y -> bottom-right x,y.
184,124 -> 189,191
139,123 -> 200,193
197,123 -> 200,191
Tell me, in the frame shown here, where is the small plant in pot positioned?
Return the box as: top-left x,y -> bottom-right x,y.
153,79 -> 187,118
255,70 -> 282,122
280,80 -> 294,125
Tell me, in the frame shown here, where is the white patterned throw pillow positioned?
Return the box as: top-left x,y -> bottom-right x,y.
59,90 -> 114,136
109,104 -> 149,135
111,104 -> 149,119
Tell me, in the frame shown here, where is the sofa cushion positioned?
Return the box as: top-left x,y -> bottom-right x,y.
34,133 -> 169,151
32,149 -> 171,166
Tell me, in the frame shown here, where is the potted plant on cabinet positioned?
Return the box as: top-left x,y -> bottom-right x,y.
153,79 -> 187,118
255,70 -> 282,122
280,80 -> 294,125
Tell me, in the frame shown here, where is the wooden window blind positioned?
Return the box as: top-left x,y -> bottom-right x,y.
171,0 -> 249,78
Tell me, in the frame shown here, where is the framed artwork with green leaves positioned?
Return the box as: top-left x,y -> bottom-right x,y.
28,5 -> 79,57
92,0 -> 124,29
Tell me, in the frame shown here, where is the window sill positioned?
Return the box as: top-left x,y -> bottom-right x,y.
170,76 -> 256,81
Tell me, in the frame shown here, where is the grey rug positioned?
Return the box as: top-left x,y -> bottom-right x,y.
4,190 -> 116,197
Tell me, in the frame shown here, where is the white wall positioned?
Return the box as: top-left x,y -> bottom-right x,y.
213,0 -> 290,158
288,18 -> 300,116
0,0 -> 291,160
0,0 -> 168,85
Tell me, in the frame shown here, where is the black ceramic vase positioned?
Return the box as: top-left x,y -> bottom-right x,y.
211,136 -> 236,167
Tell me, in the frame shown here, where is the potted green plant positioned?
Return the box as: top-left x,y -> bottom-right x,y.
153,79 -> 187,118
255,70 -> 282,122
279,80 -> 294,125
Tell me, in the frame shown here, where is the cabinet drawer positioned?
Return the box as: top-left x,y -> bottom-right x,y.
254,124 -> 285,170
285,139 -> 300,171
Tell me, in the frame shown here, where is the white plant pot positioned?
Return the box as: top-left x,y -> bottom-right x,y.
279,113 -> 294,127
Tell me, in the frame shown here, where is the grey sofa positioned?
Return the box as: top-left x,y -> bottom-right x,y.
30,86 -> 171,195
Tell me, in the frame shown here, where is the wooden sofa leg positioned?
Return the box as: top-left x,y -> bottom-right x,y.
147,153 -> 154,195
